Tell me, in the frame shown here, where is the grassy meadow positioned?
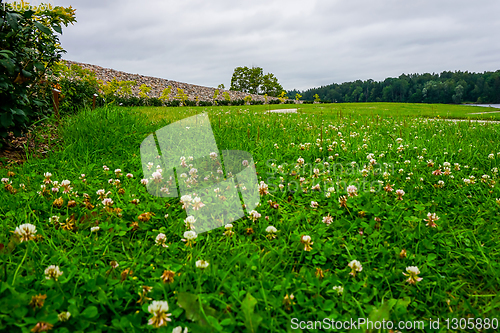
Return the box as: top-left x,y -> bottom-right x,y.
1,102 -> 500,332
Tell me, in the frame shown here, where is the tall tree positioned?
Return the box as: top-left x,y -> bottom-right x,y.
230,66 -> 283,96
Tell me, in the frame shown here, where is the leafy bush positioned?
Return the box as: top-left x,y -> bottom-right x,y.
0,3 -> 76,140
148,97 -> 163,107
231,99 -> 245,106
47,62 -> 100,114
198,101 -> 212,107
183,100 -> 197,107
167,100 -> 181,107
268,99 -> 281,104
217,100 -> 230,106
250,100 -> 264,105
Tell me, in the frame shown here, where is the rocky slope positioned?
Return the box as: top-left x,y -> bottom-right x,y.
63,60 -> 282,103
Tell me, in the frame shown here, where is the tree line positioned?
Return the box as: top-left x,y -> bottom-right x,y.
288,70 -> 500,104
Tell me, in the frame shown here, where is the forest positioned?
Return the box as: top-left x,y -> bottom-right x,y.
289,70 -> 500,104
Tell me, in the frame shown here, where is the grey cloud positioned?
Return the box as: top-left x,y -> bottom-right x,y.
52,0 -> 500,91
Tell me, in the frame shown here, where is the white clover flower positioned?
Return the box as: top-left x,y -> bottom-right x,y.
14,223 -> 37,242
196,260 -> 209,269
248,210 -> 262,221
348,260 -> 363,276
152,171 -> 163,182
425,212 -> 440,228
225,224 -> 233,229
1,177 -> 9,184
310,201 -> 319,208
488,153 -> 495,159
126,173 -> 133,178
332,286 -> 344,295
403,266 -> 423,284
346,185 -> 358,197
184,216 -> 196,229
180,194 -> 192,203
103,165 -> 109,171
102,198 -> 114,206
266,226 -> 277,233
148,300 -> 172,328
58,311 -> 71,322
209,152 -> 218,160
45,265 -> 63,281
191,196 -> 205,210
49,216 -> 60,224
172,327 -> 189,333
155,233 -> 168,248
322,215 -> 333,225
300,235 -> 313,251
183,231 -> 197,240
90,226 -> 100,232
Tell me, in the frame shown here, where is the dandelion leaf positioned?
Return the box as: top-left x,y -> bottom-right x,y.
241,292 -> 262,333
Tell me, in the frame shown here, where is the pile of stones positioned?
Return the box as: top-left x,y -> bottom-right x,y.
63,60 -> 284,103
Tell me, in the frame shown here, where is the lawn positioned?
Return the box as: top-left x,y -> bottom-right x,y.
1,103 -> 499,332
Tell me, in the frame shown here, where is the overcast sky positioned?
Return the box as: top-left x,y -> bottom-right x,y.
27,0 -> 500,91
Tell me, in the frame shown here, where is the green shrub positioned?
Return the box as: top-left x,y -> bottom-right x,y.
0,3 -> 76,140
183,99 -> 197,107
47,63 -> 101,114
198,101 -> 212,107
231,99 -> 245,106
148,97 -> 163,107
250,100 -> 264,105
167,100 -> 181,107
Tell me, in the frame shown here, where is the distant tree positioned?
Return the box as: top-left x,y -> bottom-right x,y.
217,83 -> 225,90
294,69 -> 500,105
452,85 -> 464,104
230,66 -> 283,96
261,73 -> 283,97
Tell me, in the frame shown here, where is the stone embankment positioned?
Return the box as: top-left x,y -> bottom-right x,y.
63,60 -> 282,103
